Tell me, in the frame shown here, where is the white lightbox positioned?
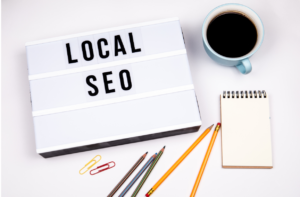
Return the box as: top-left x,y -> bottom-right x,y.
26,18 -> 202,158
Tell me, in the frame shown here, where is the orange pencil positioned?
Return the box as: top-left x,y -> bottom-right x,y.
145,124 -> 214,197
190,123 -> 221,197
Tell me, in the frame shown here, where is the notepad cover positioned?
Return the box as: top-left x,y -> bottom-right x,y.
220,93 -> 273,168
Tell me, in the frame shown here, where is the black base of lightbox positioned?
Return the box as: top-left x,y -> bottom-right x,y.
40,125 -> 201,158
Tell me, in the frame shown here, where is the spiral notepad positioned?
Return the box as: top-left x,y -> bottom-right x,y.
220,90 -> 273,168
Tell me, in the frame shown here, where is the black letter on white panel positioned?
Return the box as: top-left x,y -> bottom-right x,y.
119,70 -> 132,91
114,35 -> 126,56
86,75 -> 99,96
103,72 -> 115,94
81,41 -> 94,61
97,38 -> 109,59
129,33 -> 141,53
66,43 -> 78,64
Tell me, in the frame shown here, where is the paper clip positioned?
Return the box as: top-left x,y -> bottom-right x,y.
90,161 -> 116,175
79,155 -> 102,175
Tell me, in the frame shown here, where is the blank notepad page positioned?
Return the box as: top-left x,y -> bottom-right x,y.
220,91 -> 273,168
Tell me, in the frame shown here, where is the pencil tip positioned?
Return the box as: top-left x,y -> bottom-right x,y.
163,146 -> 165,148
146,152 -> 148,154
208,124 -> 214,130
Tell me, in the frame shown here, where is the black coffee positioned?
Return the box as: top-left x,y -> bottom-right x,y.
207,13 -> 257,58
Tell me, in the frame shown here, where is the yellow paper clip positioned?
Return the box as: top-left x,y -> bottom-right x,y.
79,155 -> 102,175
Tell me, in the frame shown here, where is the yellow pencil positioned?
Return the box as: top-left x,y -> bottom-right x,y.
190,123 -> 221,197
145,124 -> 214,197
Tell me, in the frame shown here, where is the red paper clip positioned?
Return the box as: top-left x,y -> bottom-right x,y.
90,161 -> 116,175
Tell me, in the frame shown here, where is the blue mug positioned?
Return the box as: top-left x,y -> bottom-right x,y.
202,4 -> 264,74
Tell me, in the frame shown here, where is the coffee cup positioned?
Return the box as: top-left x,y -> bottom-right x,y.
202,3 -> 264,74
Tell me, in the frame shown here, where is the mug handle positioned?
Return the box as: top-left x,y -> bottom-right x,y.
236,59 -> 252,74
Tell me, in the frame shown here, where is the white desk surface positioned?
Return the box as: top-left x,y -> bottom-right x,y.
2,0 -> 300,196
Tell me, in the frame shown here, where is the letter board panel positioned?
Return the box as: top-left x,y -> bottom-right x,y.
25,18 -> 201,157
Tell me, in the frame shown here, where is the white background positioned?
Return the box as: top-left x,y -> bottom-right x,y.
2,0 -> 300,196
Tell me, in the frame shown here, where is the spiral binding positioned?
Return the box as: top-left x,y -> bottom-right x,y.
223,90 -> 267,98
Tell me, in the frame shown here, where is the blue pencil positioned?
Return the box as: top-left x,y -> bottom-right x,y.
119,153 -> 157,197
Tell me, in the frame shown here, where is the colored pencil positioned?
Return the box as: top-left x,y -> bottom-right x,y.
131,146 -> 165,197
145,125 -> 214,197
190,123 -> 221,197
119,153 -> 157,197
107,152 -> 148,197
